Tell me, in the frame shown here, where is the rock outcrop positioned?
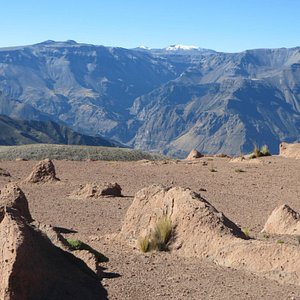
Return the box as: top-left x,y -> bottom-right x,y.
0,184 -> 107,300
69,182 -> 122,199
185,149 -> 203,160
262,204 -> 300,235
119,185 -> 300,286
0,183 -> 33,223
280,142 -> 300,159
25,159 -> 60,183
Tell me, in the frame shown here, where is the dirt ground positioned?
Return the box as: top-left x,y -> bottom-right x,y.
1,156 -> 300,300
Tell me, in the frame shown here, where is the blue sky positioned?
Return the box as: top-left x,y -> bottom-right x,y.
1,0 -> 299,52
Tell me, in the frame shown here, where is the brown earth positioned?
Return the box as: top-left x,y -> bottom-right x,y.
1,156 -> 300,299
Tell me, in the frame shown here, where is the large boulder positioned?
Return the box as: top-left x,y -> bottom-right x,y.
185,149 -> 203,160
262,204 -> 300,235
0,196 -> 107,300
280,142 -> 300,159
120,185 -> 247,256
119,185 -> 300,286
0,183 -> 33,223
25,159 -> 60,183
69,182 -> 122,199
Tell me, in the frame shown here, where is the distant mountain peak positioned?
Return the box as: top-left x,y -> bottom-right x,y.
138,45 -> 150,50
165,44 -> 200,51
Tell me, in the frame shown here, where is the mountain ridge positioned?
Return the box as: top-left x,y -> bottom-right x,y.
0,114 -> 122,147
0,41 -> 299,157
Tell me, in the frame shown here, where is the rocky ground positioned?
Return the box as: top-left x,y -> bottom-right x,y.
1,156 -> 300,299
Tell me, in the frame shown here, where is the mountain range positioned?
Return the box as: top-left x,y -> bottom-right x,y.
0,40 -> 299,156
0,114 -> 120,147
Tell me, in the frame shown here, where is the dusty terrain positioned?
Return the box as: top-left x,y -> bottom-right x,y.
1,156 -> 300,299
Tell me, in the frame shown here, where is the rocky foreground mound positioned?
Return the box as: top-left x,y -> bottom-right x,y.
119,185 -> 300,285
280,142 -> 300,159
262,204 -> 300,235
70,182 -> 122,199
25,159 -> 60,183
0,184 -> 107,300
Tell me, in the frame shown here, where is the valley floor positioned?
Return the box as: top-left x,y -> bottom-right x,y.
1,156 -> 300,299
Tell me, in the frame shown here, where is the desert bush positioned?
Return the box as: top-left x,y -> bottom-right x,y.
137,216 -> 174,253
253,144 -> 262,158
277,239 -> 284,244
235,168 -> 245,173
153,216 -> 173,251
137,236 -> 151,253
66,239 -> 109,262
242,228 -> 250,238
260,144 -> 271,156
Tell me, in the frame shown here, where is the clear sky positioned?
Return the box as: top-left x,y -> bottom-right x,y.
1,0 -> 299,52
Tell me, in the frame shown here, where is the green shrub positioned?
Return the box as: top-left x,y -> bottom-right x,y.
277,239 -> 284,244
66,239 -> 109,262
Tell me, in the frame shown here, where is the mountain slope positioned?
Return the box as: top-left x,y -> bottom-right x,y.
0,115 -> 120,147
0,40 -> 183,141
0,42 -> 300,156
130,48 -> 300,156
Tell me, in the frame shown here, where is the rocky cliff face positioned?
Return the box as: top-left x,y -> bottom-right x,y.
0,41 -> 300,156
131,48 -> 300,155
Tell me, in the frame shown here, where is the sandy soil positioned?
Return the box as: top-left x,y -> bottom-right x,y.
1,156 -> 300,299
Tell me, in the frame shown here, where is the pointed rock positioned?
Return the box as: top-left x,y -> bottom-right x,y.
119,185 -> 247,256
69,182 -> 122,199
0,207 -> 107,300
0,183 -> 33,223
185,149 -> 203,160
119,185 -> 300,286
25,159 -> 60,183
262,204 -> 300,235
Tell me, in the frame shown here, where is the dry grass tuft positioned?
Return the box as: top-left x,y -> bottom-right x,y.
137,216 -> 173,253
137,236 -> 151,253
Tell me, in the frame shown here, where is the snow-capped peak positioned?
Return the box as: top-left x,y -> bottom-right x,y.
165,44 -> 200,51
138,45 -> 150,50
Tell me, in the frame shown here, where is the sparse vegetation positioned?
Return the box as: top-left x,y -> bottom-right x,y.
153,216 -> 173,251
277,239 -> 284,244
263,233 -> 270,239
0,144 -> 166,161
137,235 -> 151,253
209,167 -> 217,172
253,144 -> 262,158
137,216 -> 173,253
249,144 -> 271,159
260,144 -> 271,156
66,239 -> 109,262
242,228 -> 250,238
297,235 -> 300,245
